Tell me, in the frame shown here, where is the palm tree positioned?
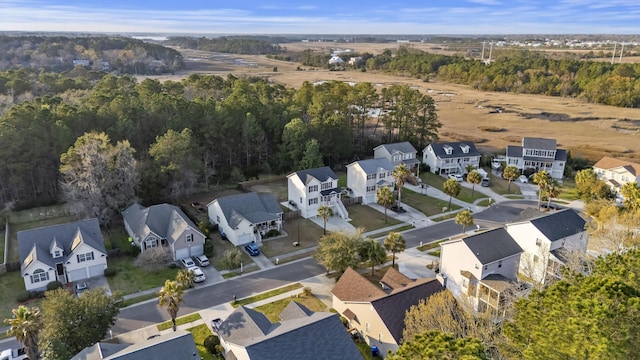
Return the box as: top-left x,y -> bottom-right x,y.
466,170 -> 482,197
376,186 -> 395,223
384,232 -> 406,267
176,268 -> 196,288
359,239 -> 387,276
158,280 -> 184,331
455,209 -> 474,233
317,205 -> 333,235
503,166 -> 519,193
533,171 -> 551,210
392,164 -> 411,206
544,179 -> 561,209
443,178 -> 461,210
4,306 -> 42,360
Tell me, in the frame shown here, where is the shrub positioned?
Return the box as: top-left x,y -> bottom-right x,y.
222,248 -> 242,269
107,248 -> 122,258
134,247 -> 173,271
46,281 -> 62,291
204,239 -> 214,257
104,268 -> 117,277
30,290 -> 44,299
203,335 -> 221,354
16,291 -> 30,302
266,229 -> 280,238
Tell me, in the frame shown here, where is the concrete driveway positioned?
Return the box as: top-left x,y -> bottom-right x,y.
247,251 -> 275,270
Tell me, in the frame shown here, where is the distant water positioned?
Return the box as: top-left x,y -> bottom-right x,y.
131,35 -> 168,41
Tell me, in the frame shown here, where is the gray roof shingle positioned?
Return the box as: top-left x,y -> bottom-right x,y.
427,142 -> 481,159
350,158 -> 395,174
523,137 -> 556,150
18,218 -> 105,270
462,228 -> 523,265
212,192 -> 283,229
529,209 -> 586,241
122,203 -> 202,245
375,142 -> 417,155
291,166 -> 338,185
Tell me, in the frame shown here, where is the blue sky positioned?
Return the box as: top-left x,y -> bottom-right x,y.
1,0 -> 639,34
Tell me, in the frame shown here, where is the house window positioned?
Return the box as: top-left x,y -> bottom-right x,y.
145,237 -> 158,249
378,333 -> 383,342
53,250 -> 62,258
536,238 -> 542,246
462,279 -> 468,287
379,173 -> 385,179
308,198 -> 318,206
534,255 -> 540,263
484,265 -> 488,270
30,269 -> 49,283
216,216 -> 220,223
321,181 -> 333,190
308,185 -> 318,193
186,234 -> 193,243
365,322 -> 370,333
77,252 -> 94,263
367,186 -> 376,192
475,263 -> 479,269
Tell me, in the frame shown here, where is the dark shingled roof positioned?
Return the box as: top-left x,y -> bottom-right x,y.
278,301 -> 314,321
523,137 -> 556,150
291,166 -> 338,185
529,209 -> 586,242
375,141 -> 417,155
122,203 -> 203,245
506,145 -> 523,157
462,228 -> 523,265
427,142 -> 481,159
349,158 -> 394,174
18,218 -> 105,270
217,306 -> 274,342
211,192 -> 283,229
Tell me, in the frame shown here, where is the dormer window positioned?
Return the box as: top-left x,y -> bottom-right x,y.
53,250 -> 62,258
444,145 -> 453,155
186,234 -> 193,243
460,145 -> 470,154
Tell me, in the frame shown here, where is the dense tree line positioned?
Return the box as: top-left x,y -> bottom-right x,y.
367,47 -> 640,108
0,73 -> 439,210
165,36 -> 283,55
0,35 -> 184,74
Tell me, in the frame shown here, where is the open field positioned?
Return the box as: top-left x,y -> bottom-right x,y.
141,44 -> 640,164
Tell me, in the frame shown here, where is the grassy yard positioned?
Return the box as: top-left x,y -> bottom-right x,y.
6,215 -> 77,262
254,291 -> 327,323
187,324 -> 221,360
233,283 -> 303,308
365,225 -> 414,239
106,257 -> 179,296
557,178 -> 580,201
260,218 -> 324,258
485,171 -> 523,195
401,188 -> 461,216
158,313 -> 202,331
348,204 -> 401,232
419,172 -> 489,203
0,271 -> 29,322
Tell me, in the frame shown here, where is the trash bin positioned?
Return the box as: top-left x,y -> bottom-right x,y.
371,346 -> 379,356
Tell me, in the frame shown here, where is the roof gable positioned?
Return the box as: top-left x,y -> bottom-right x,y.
213,192 -> 283,229
461,228 -> 523,265
217,306 -> 274,342
122,203 -> 202,244
349,158 -> 394,174
331,267 -> 386,301
528,209 -> 586,241
291,166 -> 337,185
375,142 -> 417,155
594,156 -> 640,176
427,142 -> 481,159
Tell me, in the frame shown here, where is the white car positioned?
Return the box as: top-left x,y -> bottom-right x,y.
180,257 -> 196,268
518,175 -> 529,183
188,266 -> 206,283
448,173 -> 463,182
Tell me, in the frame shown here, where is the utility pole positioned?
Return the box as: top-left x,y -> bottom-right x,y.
611,43 -> 617,65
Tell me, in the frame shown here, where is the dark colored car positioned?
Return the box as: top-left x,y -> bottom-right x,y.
540,202 -> 562,210
481,178 -> 490,187
244,243 -> 260,256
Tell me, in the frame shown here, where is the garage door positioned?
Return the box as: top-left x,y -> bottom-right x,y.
175,248 -> 190,260
190,245 -> 204,257
67,268 -> 87,282
88,264 -> 104,278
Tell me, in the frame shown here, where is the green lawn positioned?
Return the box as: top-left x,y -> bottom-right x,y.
365,225 -> 414,239
233,283 -> 303,308
254,292 -> 327,322
158,313 -> 202,331
0,271 -> 28,322
418,172 -> 488,203
557,178 -> 580,201
348,204 -> 401,232
485,171 -> 523,195
400,188 -> 461,216
187,324 -> 221,360
260,218 -> 324,258
7,216 -> 77,262
106,257 -> 179,296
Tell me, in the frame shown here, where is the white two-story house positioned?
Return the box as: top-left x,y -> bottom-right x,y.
422,142 -> 481,176
346,158 -> 395,204
18,218 -> 108,291
506,137 -> 566,179
287,166 -> 348,219
506,209 -> 587,284
374,142 -> 420,173
439,228 -> 523,313
593,156 -> 640,195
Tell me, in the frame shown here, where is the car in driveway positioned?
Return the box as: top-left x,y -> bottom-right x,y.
540,202 -> 562,211
180,257 -> 196,269
244,243 -> 260,256
193,254 -> 210,267
448,173 -> 463,182
481,177 -> 490,187
518,175 -> 529,183
75,282 -> 88,296
188,266 -> 206,283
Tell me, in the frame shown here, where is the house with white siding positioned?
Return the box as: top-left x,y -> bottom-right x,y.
422,142 -> 481,176
374,142 -> 420,173
18,218 -> 107,291
506,137 -> 566,179
592,156 -> 640,194
287,166 -> 348,219
346,158 -> 395,204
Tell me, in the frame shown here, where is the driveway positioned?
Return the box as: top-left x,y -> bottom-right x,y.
247,252 -> 275,270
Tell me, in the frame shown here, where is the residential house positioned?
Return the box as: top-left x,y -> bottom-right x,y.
287,166 -> 348,219
71,329 -> 198,360
216,302 -> 362,360
374,142 -> 420,173
592,156 -> 640,194
422,142 -> 481,176
122,203 -> 206,261
18,218 -> 107,291
506,137 -> 566,179
208,192 -> 283,246
506,209 -> 587,284
332,267 -> 444,356
439,228 -> 523,313
346,158 -> 395,204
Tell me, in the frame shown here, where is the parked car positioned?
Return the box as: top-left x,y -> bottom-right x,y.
448,173 -> 464,182
193,254 -> 210,267
219,231 -> 228,240
75,282 -> 88,296
481,178 -> 491,187
518,175 -> 529,183
211,318 -> 222,331
188,266 -> 206,283
540,202 -> 562,210
180,257 -> 196,268
244,243 -> 261,256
